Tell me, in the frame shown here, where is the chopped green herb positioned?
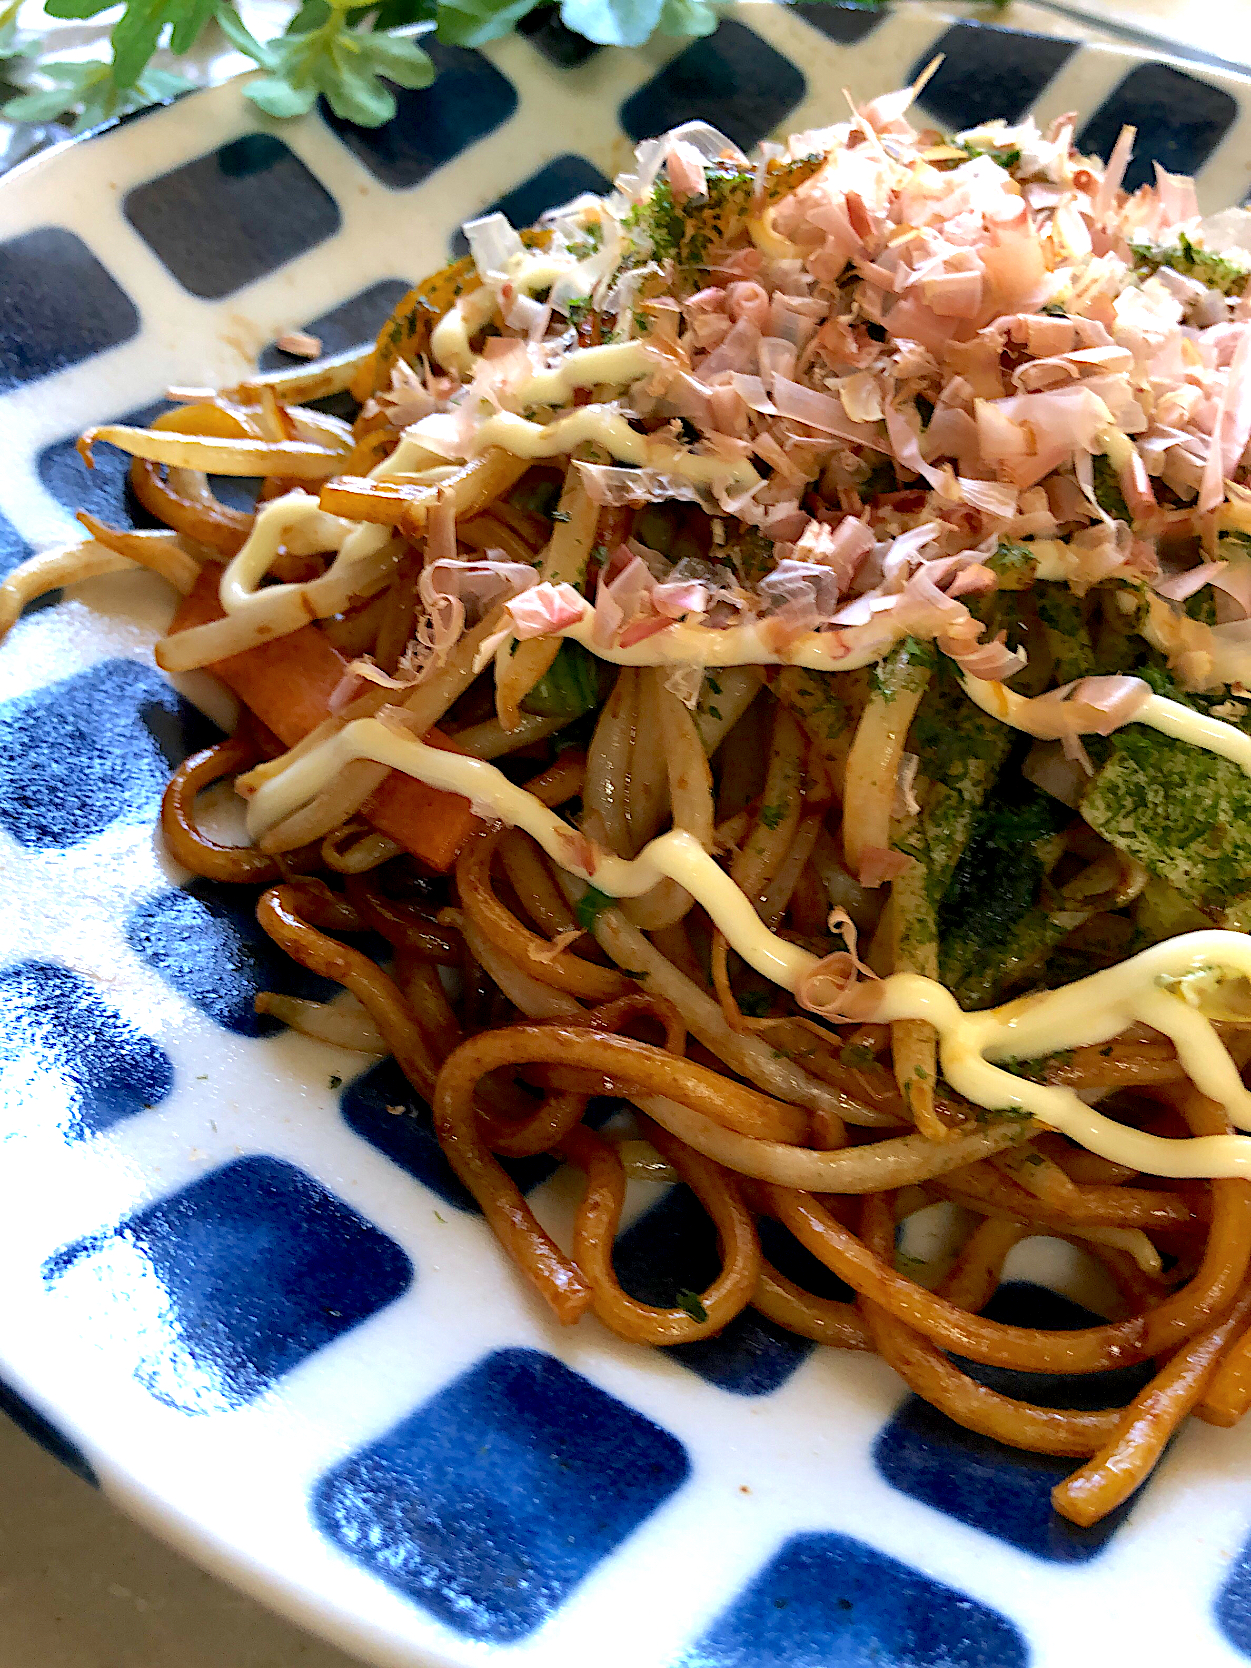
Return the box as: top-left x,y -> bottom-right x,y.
1082,725 -> 1251,923
938,778 -> 1073,1005
676,1289 -> 709,1323
1131,231 -> 1251,297
328,1074 -> 342,1091
1092,453 -> 1130,522
759,802 -> 787,831
575,886 -> 614,932
987,538 -> 1038,590
1036,583 -> 1095,682
521,641 -> 599,720
737,989 -> 774,1018
958,141 -> 1022,171
839,1041 -> 879,1069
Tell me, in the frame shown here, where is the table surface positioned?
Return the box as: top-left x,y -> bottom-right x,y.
0,2 -> 1240,1666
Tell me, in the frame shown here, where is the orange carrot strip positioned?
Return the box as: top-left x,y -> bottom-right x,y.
167,568 -> 479,869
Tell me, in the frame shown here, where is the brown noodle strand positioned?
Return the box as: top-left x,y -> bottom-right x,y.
345,875 -> 461,964
560,1119 -> 761,1344
750,1261 -> 872,1350
432,1028 -> 595,1324
934,1158 -> 1200,1230
129,458 -> 253,556
257,885 -> 443,1098
935,1216 -> 1029,1312
1198,1322 -> 1251,1427
457,829 -> 635,1002
859,1194 -> 1123,1457
1052,1280 -> 1251,1524
764,1172 -> 1251,1373
162,734 -> 282,884
483,1090 -> 590,1159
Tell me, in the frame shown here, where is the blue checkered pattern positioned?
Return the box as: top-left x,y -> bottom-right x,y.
2,8 -> 1251,1667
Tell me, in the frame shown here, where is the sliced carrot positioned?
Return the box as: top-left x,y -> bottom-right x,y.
167,567 -> 479,870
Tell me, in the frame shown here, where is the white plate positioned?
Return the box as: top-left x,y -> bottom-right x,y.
5,7 -> 1251,1665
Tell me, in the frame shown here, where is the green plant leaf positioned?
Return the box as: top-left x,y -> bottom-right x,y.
656,0 -> 716,34
321,55 -> 397,124
357,31 -> 435,88
370,0 -> 438,28
2,78 -> 84,122
139,63 -> 195,98
0,0 -> 37,59
436,0 -> 544,47
214,3 -> 275,66
559,0 -> 665,47
110,0 -> 167,88
42,0 -> 116,19
168,0 -> 219,54
242,72 -> 319,115
108,0 -> 218,87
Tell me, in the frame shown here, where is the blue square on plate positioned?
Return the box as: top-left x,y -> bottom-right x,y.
913,23 -> 1078,129
1077,63 -> 1238,193
257,278 -> 413,372
338,1057 -> 571,1211
0,657 -> 219,850
39,398 -> 165,531
322,45 -> 518,191
0,227 -> 138,393
873,1281 -> 1155,1562
44,1155 -> 413,1414
124,135 -> 340,300
450,156 -> 612,255
788,1 -> 885,44
678,1530 -> 1026,1667
0,960 -> 173,1142
0,508 -> 31,581
620,20 -> 806,153
125,880 -> 369,1037
1216,1535 -> 1251,1656
612,1187 -> 851,1396
40,398 -> 260,525
312,1347 -> 689,1641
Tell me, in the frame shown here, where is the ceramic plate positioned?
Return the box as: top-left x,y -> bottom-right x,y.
5,6 -> 1251,1665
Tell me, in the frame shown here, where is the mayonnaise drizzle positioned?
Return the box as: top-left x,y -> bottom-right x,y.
473,611 -> 891,675
469,407 -> 763,495
243,718 -> 1251,1179
961,673 -> 1251,776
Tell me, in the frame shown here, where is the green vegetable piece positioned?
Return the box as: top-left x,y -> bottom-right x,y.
575,885 -> 614,932
521,641 -> 599,720
1081,726 -> 1251,923
1035,582 -> 1095,683
676,1288 -> 708,1323
1091,453 -> 1130,522
737,988 -> 774,1018
937,779 -> 1072,1004
987,538 -> 1038,591
1130,231 -> 1251,298
905,670 -> 1013,904
632,165 -> 755,275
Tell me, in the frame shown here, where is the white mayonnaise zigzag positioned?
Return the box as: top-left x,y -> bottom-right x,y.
242,718 -> 1251,1180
